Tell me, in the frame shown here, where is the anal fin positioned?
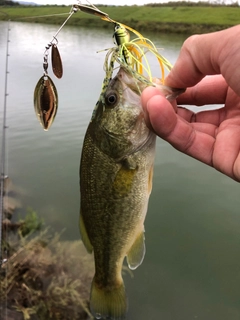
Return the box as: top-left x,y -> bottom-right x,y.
79,212 -> 93,253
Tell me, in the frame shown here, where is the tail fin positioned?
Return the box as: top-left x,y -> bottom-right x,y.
90,277 -> 127,320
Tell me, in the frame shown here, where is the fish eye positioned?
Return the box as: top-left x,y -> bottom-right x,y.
105,91 -> 118,107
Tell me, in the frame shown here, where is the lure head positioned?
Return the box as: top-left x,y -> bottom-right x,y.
113,23 -> 131,65
113,23 -> 130,46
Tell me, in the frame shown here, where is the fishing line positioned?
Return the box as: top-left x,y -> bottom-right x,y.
18,12 -> 71,20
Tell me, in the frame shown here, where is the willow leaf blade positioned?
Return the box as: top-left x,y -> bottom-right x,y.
34,75 -> 58,131
51,44 -> 63,79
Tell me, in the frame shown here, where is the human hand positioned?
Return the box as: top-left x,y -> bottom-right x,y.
142,25 -> 240,181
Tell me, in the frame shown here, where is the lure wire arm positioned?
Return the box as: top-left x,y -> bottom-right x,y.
42,5 -> 77,76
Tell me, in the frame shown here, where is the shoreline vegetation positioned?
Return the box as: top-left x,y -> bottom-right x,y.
0,177 -> 94,320
0,2 -> 239,34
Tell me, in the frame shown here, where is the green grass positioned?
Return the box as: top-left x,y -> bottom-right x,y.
103,5 -> 240,25
0,5 -> 239,33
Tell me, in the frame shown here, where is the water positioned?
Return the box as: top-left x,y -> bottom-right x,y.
1,21 -> 240,319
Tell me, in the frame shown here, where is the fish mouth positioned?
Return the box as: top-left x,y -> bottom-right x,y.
116,67 -> 149,95
117,67 -> 186,101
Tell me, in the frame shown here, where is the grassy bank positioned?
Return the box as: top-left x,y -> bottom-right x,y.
0,4 -> 239,34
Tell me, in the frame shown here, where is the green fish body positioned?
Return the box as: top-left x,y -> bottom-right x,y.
80,67 -> 182,319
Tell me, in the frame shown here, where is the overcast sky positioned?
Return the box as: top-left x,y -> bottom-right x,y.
26,0 -> 212,5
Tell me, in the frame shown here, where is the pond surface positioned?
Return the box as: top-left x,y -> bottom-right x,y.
0,20 -> 240,320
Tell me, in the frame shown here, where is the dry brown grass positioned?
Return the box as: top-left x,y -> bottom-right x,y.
0,228 -> 94,320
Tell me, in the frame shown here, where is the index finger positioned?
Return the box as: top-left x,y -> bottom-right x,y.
165,25 -> 240,96
177,75 -> 228,106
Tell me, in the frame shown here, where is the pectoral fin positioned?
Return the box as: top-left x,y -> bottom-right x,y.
148,165 -> 154,195
112,161 -> 138,198
126,230 -> 146,270
79,212 -> 93,253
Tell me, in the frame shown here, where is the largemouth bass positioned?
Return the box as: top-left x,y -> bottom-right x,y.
80,67 -> 183,320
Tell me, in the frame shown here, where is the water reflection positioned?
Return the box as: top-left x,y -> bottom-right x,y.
0,21 -> 240,320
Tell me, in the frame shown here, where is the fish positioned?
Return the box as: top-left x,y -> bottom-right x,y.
33,75 -> 58,131
79,67 -> 183,320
